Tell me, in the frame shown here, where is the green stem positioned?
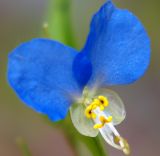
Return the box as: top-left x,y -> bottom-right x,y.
16,137 -> 32,156
43,115 -> 108,156
63,116 -> 107,156
47,0 -> 76,47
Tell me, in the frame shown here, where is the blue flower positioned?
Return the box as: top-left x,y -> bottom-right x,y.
7,1 -> 150,154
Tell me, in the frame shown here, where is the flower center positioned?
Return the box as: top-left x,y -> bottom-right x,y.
84,96 -> 111,128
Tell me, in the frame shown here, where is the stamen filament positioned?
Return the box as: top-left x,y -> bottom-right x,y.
93,108 -> 130,155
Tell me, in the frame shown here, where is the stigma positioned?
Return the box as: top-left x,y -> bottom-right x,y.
84,95 -> 130,155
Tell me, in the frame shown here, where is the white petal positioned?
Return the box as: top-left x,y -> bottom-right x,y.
70,103 -> 99,137
93,108 -> 122,149
93,108 -> 131,155
93,88 -> 126,125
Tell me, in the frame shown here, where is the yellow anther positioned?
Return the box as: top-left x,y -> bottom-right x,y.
85,106 -> 92,118
91,100 -> 99,109
114,136 -> 121,144
99,104 -> 105,111
100,115 -> 112,123
84,98 -> 100,119
99,116 -> 107,122
94,123 -> 104,129
84,96 -> 110,121
91,112 -> 97,119
114,136 -> 130,155
85,105 -> 97,119
94,116 -> 112,129
98,96 -> 109,107
106,116 -> 113,122
93,98 -> 100,104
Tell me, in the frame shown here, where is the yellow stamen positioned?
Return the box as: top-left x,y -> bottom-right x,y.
91,112 -> 97,119
85,95 -> 111,126
99,116 -> 112,123
85,105 -> 97,119
114,136 -> 121,144
114,136 -> 130,155
84,98 -> 100,119
99,104 -> 105,111
94,116 -> 112,129
98,96 -> 109,107
94,123 -> 104,129
85,106 -> 92,118
91,99 -> 99,109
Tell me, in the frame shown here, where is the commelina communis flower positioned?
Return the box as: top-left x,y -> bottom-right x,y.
7,0 -> 150,154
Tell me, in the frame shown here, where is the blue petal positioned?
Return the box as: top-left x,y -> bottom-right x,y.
82,1 -> 150,86
8,38 -> 81,121
73,52 -> 92,88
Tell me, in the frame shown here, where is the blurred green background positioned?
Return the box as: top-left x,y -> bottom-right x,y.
0,0 -> 160,155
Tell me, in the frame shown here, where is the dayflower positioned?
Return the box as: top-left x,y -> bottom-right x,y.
7,0 -> 150,155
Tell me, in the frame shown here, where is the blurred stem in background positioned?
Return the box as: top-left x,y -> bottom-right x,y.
16,137 -> 32,156
43,0 -> 108,156
47,0 -> 76,47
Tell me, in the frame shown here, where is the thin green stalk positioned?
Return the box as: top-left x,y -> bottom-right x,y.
64,116 -> 108,156
16,137 -> 32,156
47,0 -> 76,47
43,114 -> 108,156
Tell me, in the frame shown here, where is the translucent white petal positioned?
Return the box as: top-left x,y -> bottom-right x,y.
93,108 -> 122,149
70,103 -> 99,137
93,88 -> 126,125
